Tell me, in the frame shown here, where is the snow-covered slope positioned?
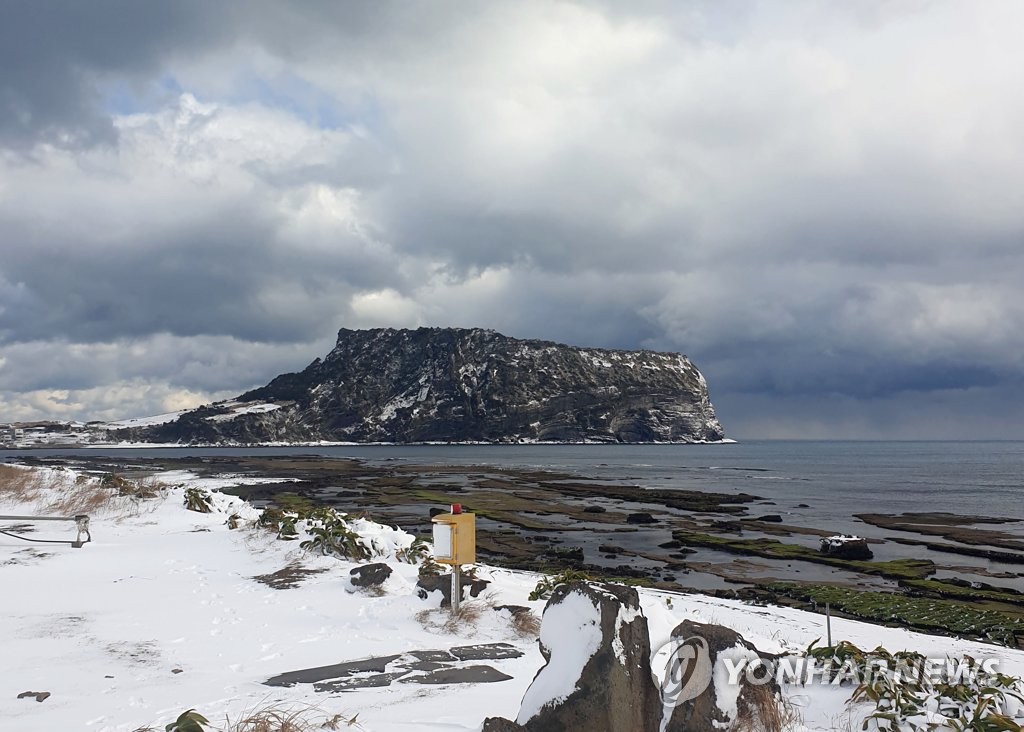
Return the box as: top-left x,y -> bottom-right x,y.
2,466 -> 1022,731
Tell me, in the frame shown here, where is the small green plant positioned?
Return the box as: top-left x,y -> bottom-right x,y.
798,641 -> 1024,731
529,569 -> 592,601
418,556 -> 444,579
165,709 -> 210,732
397,536 -> 431,564
258,507 -> 299,539
225,513 -> 242,530
300,510 -> 372,560
183,487 -> 214,513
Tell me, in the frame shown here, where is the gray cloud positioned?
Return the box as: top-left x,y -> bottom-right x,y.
2,1 -> 1024,438
0,1 -> 231,148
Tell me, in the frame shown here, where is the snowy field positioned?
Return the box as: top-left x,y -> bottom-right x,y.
2,465 -> 1022,731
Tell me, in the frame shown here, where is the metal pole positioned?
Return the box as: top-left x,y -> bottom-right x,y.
826,602 -> 832,647
451,565 -> 461,614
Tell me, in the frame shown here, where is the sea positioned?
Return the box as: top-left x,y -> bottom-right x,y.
3,440 -> 1022,521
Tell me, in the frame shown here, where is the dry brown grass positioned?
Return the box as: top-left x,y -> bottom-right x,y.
416,597 -> 496,634
506,607 -> 541,638
225,703 -> 362,732
134,704 -> 362,732
0,464 -> 37,502
734,683 -> 803,732
0,464 -> 163,517
228,708 -> 360,728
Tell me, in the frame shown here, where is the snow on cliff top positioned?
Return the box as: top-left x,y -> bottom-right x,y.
1,465 -> 1022,731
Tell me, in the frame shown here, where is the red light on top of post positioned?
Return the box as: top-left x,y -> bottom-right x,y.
451,503 -> 462,515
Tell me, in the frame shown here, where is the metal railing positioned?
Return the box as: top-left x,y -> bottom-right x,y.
0,514 -> 91,548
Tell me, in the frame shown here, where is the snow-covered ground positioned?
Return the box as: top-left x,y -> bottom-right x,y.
2,466 -> 1022,731
100,411 -> 191,429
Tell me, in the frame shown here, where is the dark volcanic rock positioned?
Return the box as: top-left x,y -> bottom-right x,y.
820,535 -> 874,560
662,620 -> 781,732
490,581 -> 661,731
134,327 -> 725,444
416,573 -> 490,607
543,546 -> 584,563
349,563 -> 392,588
627,512 -> 658,524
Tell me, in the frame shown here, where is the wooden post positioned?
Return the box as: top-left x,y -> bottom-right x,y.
826,602 -> 832,647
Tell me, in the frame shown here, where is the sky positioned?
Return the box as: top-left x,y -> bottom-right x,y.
1,1 -> 1023,440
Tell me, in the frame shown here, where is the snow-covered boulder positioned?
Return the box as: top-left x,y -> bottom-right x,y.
662,620 -> 781,732
484,581 -> 661,732
416,571 -> 490,607
349,562 -> 392,588
820,534 -> 874,560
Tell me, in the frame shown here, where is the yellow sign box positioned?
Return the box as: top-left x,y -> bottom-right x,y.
431,512 -> 476,565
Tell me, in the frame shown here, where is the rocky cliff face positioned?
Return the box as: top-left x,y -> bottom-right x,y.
135,327 -> 725,444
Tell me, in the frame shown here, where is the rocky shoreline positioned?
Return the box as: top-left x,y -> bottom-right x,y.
9,453 -> 1024,647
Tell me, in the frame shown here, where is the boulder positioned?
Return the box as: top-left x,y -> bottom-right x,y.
819,535 -> 874,560
542,546 -> 584,564
489,581 -> 661,731
416,573 -> 490,607
626,512 -> 657,524
349,563 -> 392,588
660,620 -> 781,732
755,514 -> 783,523
583,506 -> 607,514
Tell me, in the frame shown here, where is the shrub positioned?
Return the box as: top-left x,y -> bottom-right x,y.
165,709 -> 210,732
529,569 -> 592,601
258,507 -> 298,539
397,536 -> 431,564
300,511 -> 371,560
183,487 -> 214,513
418,557 -> 444,579
803,641 -> 1024,731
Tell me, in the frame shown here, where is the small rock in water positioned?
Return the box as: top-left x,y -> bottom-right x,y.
626,512 -> 657,524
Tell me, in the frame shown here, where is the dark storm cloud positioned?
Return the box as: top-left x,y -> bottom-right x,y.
0,1 -> 231,148
1,1 -> 1024,437
0,199 -> 399,345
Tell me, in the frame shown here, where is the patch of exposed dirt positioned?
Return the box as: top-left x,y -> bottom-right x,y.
253,562 -> 330,590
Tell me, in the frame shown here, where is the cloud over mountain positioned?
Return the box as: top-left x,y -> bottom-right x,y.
2,1 -> 1023,438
